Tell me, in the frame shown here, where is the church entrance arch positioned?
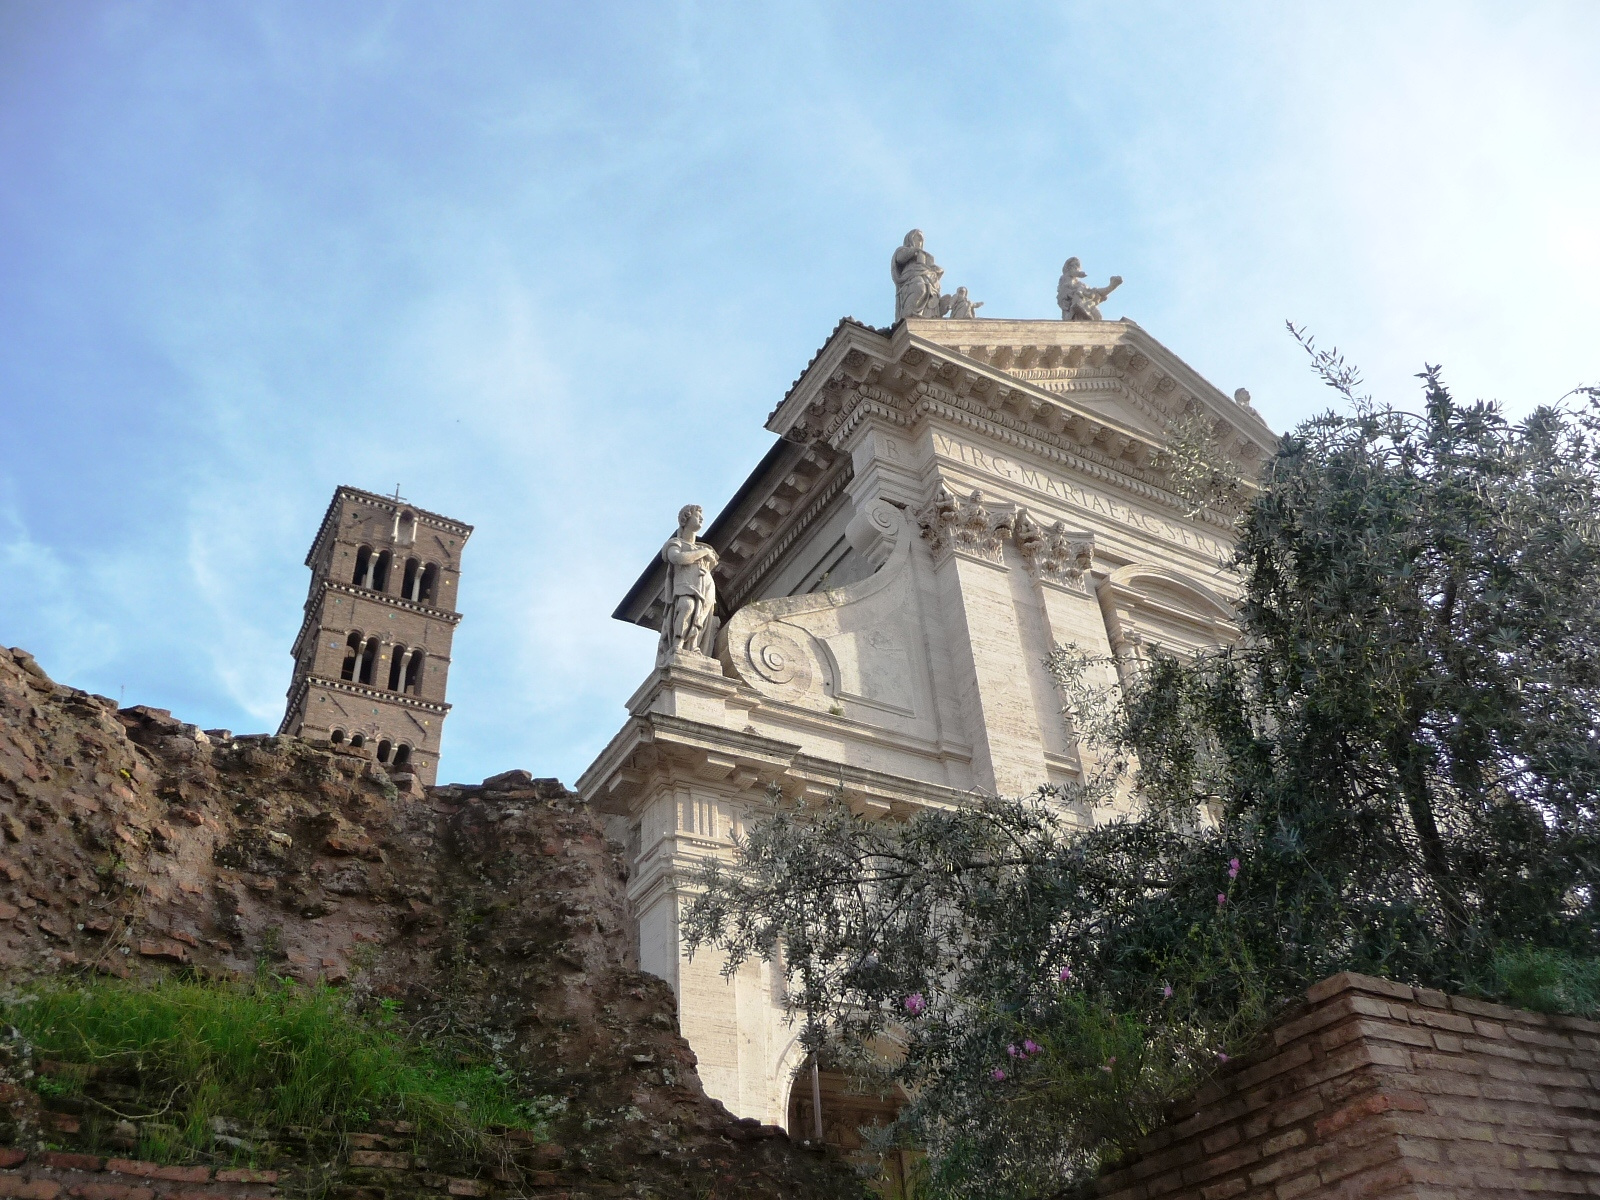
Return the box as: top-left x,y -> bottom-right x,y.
785,1057 -> 915,1199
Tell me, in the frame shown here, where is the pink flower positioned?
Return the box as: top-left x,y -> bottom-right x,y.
1217,1051 -> 1230,1063
1023,1039 -> 1041,1055
1007,1044 -> 1019,1058
1099,1055 -> 1117,1074
903,993 -> 926,1016
1228,857 -> 1241,880
1162,984 -> 1173,1000
1217,893 -> 1228,905
991,1068 -> 1007,1082
1059,966 -> 1072,982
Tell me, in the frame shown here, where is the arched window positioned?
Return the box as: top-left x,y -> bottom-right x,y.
392,744 -> 411,770
371,550 -> 392,593
350,732 -> 366,749
376,739 -> 392,763
387,645 -> 407,691
404,650 -> 424,695
398,511 -> 416,544
340,631 -> 362,681
358,637 -> 380,685
419,563 -> 440,605
352,546 -> 373,586
401,557 -> 420,601
330,729 -> 346,745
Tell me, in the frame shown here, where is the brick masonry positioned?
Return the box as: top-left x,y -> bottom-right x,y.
0,1148 -> 515,1200
0,1153 -> 277,1200
1094,972 -> 1600,1200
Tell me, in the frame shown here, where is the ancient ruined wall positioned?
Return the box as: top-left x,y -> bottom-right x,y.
1095,972 -> 1600,1200
0,647 -> 860,1200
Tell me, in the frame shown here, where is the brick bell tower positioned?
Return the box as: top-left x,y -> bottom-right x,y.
279,487 -> 472,786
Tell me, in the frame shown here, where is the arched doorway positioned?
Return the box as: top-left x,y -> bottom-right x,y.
786,1058 -> 916,1199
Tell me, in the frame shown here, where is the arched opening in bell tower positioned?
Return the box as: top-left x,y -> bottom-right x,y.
340,631 -> 362,680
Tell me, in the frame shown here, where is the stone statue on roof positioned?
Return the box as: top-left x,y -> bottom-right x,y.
892,229 -> 946,321
1057,257 -> 1123,321
944,286 -> 984,319
658,504 -> 720,662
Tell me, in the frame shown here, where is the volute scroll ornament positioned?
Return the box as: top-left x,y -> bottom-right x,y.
746,627 -> 811,689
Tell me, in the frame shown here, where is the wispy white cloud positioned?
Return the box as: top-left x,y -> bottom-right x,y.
2,0 -> 1596,784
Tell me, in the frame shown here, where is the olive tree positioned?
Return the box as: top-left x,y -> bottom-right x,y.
685,345 -> 1600,1198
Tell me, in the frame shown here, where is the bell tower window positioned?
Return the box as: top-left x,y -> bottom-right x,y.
340,631 -> 362,681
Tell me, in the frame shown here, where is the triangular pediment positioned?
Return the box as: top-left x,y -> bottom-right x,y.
617,314 -> 1276,634
767,316 -> 1275,467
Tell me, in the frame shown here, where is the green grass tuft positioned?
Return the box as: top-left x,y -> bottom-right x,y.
4,976 -> 551,1162
1489,946 -> 1600,1019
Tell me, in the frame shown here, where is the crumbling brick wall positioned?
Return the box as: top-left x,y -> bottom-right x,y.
1094,972 -> 1600,1200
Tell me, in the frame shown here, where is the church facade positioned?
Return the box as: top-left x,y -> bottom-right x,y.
576,248 -> 1275,1129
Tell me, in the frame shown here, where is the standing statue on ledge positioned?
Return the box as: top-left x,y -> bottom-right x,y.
659,504 -> 719,661
944,286 -> 984,319
891,229 -> 945,321
1057,257 -> 1123,321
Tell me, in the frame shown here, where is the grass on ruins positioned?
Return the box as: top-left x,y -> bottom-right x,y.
1492,946 -> 1600,1019
5,975 -> 550,1162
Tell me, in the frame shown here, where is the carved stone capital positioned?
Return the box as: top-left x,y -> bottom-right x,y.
915,486 -> 1012,565
1013,507 -> 1094,588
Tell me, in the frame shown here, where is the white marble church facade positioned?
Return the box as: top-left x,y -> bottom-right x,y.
577,250 -> 1276,1127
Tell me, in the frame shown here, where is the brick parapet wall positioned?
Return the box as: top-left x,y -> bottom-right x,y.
1094,972 -> 1600,1200
0,1152 -> 277,1200
0,1150 -> 510,1200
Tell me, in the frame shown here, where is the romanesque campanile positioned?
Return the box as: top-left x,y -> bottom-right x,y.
278,487 -> 472,785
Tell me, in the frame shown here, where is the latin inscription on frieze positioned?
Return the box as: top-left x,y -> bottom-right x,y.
930,432 -> 1229,561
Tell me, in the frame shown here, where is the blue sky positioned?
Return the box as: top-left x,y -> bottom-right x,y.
2,2 -> 1597,786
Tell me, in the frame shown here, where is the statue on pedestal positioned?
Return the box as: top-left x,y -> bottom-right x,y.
891,230 -> 946,321
1057,257 -> 1123,321
659,504 -> 719,661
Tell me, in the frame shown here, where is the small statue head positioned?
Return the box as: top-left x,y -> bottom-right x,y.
1062,257 -> 1085,279
904,229 -> 924,250
677,504 -> 704,537
1234,388 -> 1253,408
955,286 -> 969,299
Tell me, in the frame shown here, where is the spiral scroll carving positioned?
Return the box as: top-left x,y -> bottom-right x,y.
746,628 -> 811,688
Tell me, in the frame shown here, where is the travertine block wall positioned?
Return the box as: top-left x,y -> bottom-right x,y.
1095,972 -> 1600,1200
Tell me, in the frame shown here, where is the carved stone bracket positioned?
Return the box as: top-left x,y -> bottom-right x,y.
1013,507 -> 1095,588
915,485 -> 1013,564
